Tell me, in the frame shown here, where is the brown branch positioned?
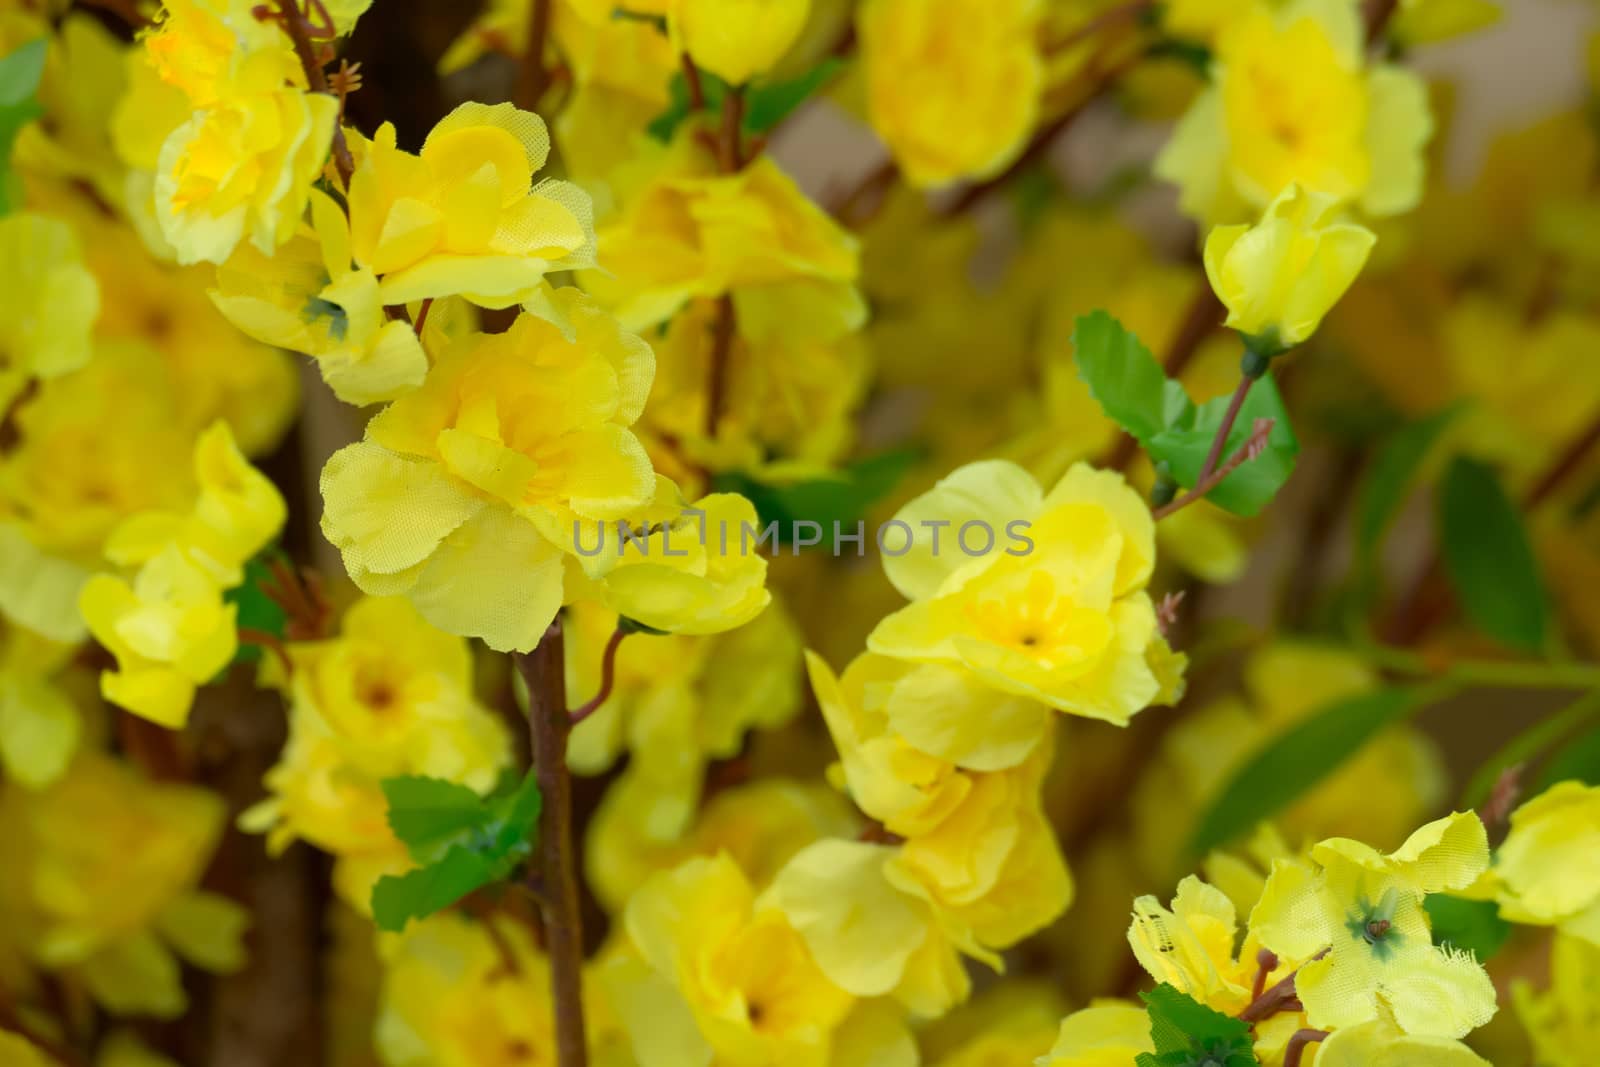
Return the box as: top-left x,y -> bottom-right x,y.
516,0 -> 553,111
1364,0 -> 1401,45
238,627 -> 294,677
1525,414 -> 1600,510
1152,417 -> 1274,521
514,622 -> 588,1067
272,0 -> 355,188
412,297 -> 434,338
569,626 -> 629,724
1284,1029 -> 1330,1067
717,88 -> 745,173
680,53 -> 705,111
1238,949 -> 1328,1023
1042,0 -> 1156,55
1198,375 -> 1257,484
704,294 -> 736,439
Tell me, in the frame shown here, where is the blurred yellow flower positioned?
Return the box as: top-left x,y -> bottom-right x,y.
0,624 -> 79,790
0,752 -> 244,1018
320,290 -> 655,651
866,461 -> 1181,725
672,0 -> 810,86
1204,183 -> 1376,352
346,103 -> 595,308
1040,1001 -> 1153,1066
1513,931 -> 1600,1067
1491,781 -> 1600,942
1158,0 -> 1432,223
857,0 -> 1042,188
0,212 -> 99,411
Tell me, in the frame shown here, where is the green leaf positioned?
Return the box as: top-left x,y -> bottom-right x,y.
1136,984 -> 1259,1067
742,58 -> 845,133
0,38 -> 47,215
1438,457 -> 1550,654
224,553 -> 289,663
710,448 -> 921,552
1146,376 -> 1300,517
371,846 -> 502,934
1355,405 -> 1462,561
1425,894 -> 1512,961
369,770 -> 542,933
1536,723 -> 1600,791
1462,691 -> 1600,809
1188,686 -> 1432,856
382,776 -> 494,861
1072,311 -> 1194,444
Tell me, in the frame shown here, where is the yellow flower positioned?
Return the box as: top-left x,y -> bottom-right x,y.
1513,932 -> 1600,1067
211,188 -> 428,406
613,852 -> 861,1065
671,0 -> 810,85
1162,0 -> 1266,42
0,1033 -> 58,1067
1203,183 -> 1376,351
1251,812 -> 1497,1038
0,624 -> 79,790
155,83 -> 338,264
857,0 -> 1042,188
241,596 -> 509,907
921,982 -> 1064,1067
769,838 -> 972,1017
0,752 -> 245,1018
0,212 -> 99,410
1041,1001 -> 1154,1066
866,461 -> 1182,725
79,421 -> 284,728
319,290 -> 656,652
346,103 -> 595,308
1157,0 -> 1432,222
1315,1016 -> 1492,1066
1491,781 -> 1600,941
1128,875 -> 1295,1016
585,138 -> 859,331
375,912 -> 595,1067
142,0 -> 299,108
584,490 -> 772,636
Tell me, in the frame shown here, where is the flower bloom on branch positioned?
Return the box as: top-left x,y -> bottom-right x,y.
669,0 -> 810,86
866,461 -> 1184,725
1157,0 -> 1433,224
857,0 -> 1043,188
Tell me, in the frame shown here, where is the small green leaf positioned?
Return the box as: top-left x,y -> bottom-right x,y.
1537,723 -> 1600,791
0,38 -> 48,215
224,552 -> 289,663
1136,984 -> 1259,1067
1146,376 -> 1300,517
646,68 -> 732,143
1438,457 -> 1550,654
1072,311 -> 1194,444
711,448 -> 920,552
1188,686 -> 1433,856
369,770 -> 542,933
382,775 -> 494,861
371,846 -> 502,934
1425,894 -> 1512,961
742,58 -> 845,133
1355,405 -> 1462,561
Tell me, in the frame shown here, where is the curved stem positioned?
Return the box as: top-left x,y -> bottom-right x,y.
570,626 -> 629,724
1237,949 -> 1327,1022
1198,374 -> 1257,484
1284,1029 -> 1330,1067
515,622 -> 588,1067
1152,417 -> 1275,521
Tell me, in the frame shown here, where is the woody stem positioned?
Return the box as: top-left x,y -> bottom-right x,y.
514,621 -> 588,1067
570,626 -> 629,724
274,0 -> 355,188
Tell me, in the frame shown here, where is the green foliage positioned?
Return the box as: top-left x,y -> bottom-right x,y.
1425,894 -> 1512,961
1354,405 -> 1463,561
1188,686 -> 1431,856
1462,691 -> 1600,808
1136,984 -> 1259,1067
712,448 -> 920,552
224,552 -> 290,663
0,38 -> 47,215
370,772 -> 542,933
648,58 -> 845,143
1537,723 -> 1600,791
1073,311 -> 1299,516
1438,457 -> 1550,654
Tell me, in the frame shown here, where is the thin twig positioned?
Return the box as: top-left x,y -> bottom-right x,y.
272,0 -> 355,188
412,298 -> 434,338
717,88 -> 745,173
1198,375 -> 1257,484
704,294 -> 736,439
1237,949 -> 1328,1023
239,627 -> 295,677
516,0 -> 553,111
1152,418 -> 1275,521
1364,0 -> 1401,45
1042,0 -> 1156,55
514,622 -> 588,1067
1284,1029 -> 1330,1067
570,626 -> 629,724
680,53 -> 705,111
